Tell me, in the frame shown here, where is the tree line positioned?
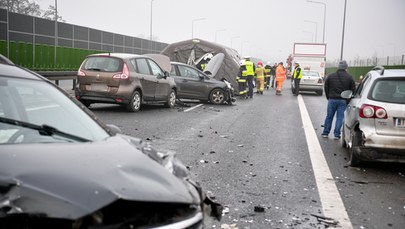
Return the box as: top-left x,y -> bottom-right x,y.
0,0 -> 64,22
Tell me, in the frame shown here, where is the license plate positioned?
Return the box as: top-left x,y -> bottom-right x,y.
91,84 -> 108,91
395,118 -> 405,127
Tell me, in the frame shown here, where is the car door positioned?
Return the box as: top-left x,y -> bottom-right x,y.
147,58 -> 170,101
175,64 -> 206,99
134,58 -> 157,101
345,74 -> 371,132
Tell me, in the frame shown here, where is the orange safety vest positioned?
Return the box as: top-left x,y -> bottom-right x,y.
276,65 -> 286,80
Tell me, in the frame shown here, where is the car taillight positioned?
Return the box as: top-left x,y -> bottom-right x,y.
359,104 -> 387,119
78,70 -> 86,77
112,63 -> 129,79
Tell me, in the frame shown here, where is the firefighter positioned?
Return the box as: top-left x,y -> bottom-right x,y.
275,62 -> 286,95
255,61 -> 265,94
270,63 -> 277,88
244,57 -> 255,98
292,62 -> 302,96
237,59 -> 248,98
264,61 -> 272,90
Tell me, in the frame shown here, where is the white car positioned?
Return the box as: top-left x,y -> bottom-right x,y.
342,67 -> 405,166
291,71 -> 324,96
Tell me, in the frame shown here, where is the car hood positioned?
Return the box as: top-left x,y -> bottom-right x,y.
145,54 -> 172,72
204,53 -> 224,77
0,135 -> 200,220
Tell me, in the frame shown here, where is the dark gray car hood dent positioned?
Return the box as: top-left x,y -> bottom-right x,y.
0,135 -> 199,220
204,53 -> 225,77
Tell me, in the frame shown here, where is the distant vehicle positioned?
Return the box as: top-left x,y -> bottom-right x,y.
291,70 -> 324,96
288,43 -> 327,79
170,54 -> 235,105
0,58 -> 221,228
341,67 -> 405,166
75,53 -> 176,112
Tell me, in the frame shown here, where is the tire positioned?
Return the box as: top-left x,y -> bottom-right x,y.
349,130 -> 363,167
126,91 -> 141,112
316,90 -> 323,96
341,125 -> 347,148
165,89 -> 176,108
210,88 -> 225,105
80,100 -> 92,108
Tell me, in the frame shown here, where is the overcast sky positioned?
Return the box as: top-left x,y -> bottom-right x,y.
37,0 -> 405,64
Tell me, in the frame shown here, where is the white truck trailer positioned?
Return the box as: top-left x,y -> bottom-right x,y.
290,43 -> 327,78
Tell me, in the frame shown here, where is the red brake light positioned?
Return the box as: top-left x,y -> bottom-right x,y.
359,104 -> 387,119
78,70 -> 86,77
112,63 -> 129,79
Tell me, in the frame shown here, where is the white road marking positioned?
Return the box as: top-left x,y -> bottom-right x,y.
297,95 -> 353,228
183,104 -> 203,112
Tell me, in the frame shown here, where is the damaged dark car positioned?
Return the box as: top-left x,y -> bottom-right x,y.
0,60 -> 221,228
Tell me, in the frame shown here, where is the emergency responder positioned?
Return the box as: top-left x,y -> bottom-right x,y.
237,59 -> 248,98
255,61 -> 265,94
292,62 -> 302,96
270,63 -> 277,88
275,62 -> 286,95
197,53 -> 213,71
264,61 -> 272,90
244,57 -> 255,98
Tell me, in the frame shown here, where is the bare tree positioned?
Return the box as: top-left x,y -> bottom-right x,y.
1,0 -> 64,22
0,0 -> 41,16
42,5 -> 64,22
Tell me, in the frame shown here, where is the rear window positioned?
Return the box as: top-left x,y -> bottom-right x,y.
370,79 -> 405,104
83,57 -> 122,72
302,71 -> 319,77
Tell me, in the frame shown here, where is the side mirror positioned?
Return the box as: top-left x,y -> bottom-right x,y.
340,90 -> 353,99
106,124 -> 122,135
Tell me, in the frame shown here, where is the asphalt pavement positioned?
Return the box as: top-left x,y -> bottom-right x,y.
57,79 -> 405,229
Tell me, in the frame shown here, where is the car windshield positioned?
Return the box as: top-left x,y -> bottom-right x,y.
83,56 -> 122,72
302,71 -> 319,77
0,77 -> 110,144
370,79 -> 405,104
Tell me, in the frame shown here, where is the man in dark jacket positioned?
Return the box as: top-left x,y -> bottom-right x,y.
321,60 -> 356,139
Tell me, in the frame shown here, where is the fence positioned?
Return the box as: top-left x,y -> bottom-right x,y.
0,8 -> 168,71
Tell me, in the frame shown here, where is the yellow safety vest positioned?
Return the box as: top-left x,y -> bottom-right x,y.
293,67 -> 302,79
245,61 -> 254,76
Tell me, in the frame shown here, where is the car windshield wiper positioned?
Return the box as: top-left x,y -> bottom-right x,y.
0,117 -> 90,142
86,67 -> 103,71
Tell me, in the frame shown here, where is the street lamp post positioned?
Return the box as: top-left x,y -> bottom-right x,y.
241,41 -> 249,57
54,0 -> 58,66
149,0 -> 155,52
340,0 -> 347,61
191,18 -> 206,39
231,36 -> 240,49
215,29 -> 226,43
304,20 -> 318,43
302,31 -> 314,42
307,0 -> 326,43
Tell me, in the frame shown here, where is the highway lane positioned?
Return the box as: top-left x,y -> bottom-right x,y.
59,80 -> 405,228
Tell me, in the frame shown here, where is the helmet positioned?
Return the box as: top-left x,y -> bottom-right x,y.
239,60 -> 246,66
258,61 -> 263,66
267,61 -> 271,65
295,62 -> 299,65
244,56 -> 251,60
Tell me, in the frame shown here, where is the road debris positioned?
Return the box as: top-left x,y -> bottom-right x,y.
254,205 -> 266,212
310,214 -> 339,226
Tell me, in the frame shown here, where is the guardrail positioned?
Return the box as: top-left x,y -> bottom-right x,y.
36,71 -> 77,90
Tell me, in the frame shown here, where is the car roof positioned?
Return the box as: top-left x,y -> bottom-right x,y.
88,53 -> 142,59
0,63 -> 41,80
371,69 -> 405,78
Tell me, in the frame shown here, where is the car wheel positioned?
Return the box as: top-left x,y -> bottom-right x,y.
316,90 -> 323,96
210,88 -> 225,105
341,125 -> 347,148
80,100 -> 92,108
349,130 -> 363,167
126,91 -> 141,112
165,89 -> 176,108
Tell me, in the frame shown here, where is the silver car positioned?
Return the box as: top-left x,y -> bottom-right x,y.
291,70 -> 324,96
342,67 -> 405,166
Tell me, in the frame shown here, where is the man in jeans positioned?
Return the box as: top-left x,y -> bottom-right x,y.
321,60 -> 356,139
